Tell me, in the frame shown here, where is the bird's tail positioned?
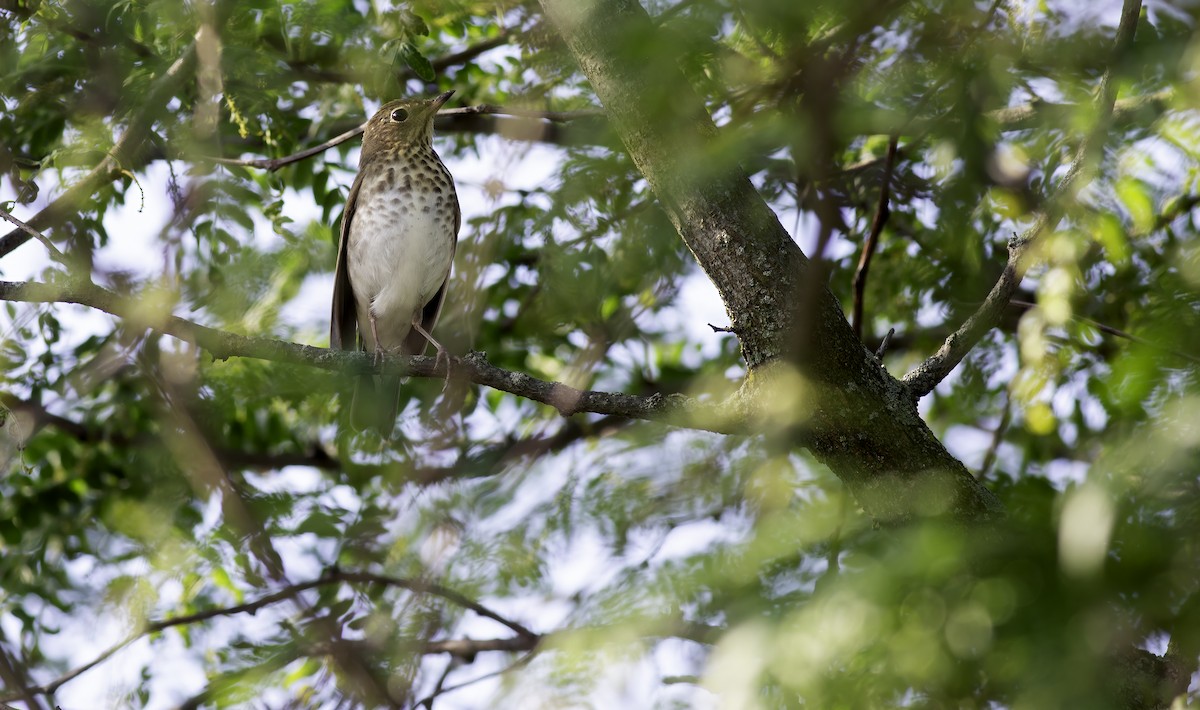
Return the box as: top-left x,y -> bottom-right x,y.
350,374 -> 401,436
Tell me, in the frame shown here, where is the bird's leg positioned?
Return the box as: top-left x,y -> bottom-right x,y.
369,312 -> 385,365
411,317 -> 451,386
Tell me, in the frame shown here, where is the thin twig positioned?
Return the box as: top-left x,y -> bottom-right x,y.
4,391 -> 622,487
440,104 -> 603,122
851,136 -> 898,339
836,89 -> 1173,180
427,32 -> 512,73
978,390 -> 1011,480
0,209 -> 66,262
874,327 -> 895,360
418,659 -> 458,709
413,650 -> 537,708
331,571 -> 537,639
902,0 -> 1144,399
207,123 -> 367,172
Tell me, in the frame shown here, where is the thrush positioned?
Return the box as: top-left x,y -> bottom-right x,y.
331,91 -> 460,434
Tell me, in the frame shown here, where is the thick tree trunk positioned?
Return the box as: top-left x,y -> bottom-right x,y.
539,0 -> 1002,523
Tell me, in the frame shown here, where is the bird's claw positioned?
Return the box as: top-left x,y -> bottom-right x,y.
433,346 -> 452,392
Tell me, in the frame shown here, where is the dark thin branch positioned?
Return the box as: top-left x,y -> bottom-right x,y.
330,571 -> 537,640
428,32 -> 512,73
209,105 -> 605,171
978,391 -> 1011,480
851,136 -> 898,339
987,88 -> 1172,133
874,327 -> 895,360
418,638 -> 539,657
414,650 -> 537,708
208,122 -> 366,172
440,104 -> 603,122
418,658 -> 458,710
902,0 -> 1144,399
0,209 -> 66,262
0,570 -> 537,703
0,279 -> 721,431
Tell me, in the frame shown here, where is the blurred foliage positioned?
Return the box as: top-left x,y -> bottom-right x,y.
1,0 -> 1199,707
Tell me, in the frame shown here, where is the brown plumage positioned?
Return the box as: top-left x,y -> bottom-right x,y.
331,91 -> 460,434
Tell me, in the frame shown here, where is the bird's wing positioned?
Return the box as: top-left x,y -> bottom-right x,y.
330,171 -> 365,351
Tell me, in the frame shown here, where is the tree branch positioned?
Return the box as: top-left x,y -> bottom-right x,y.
538,0 -> 1002,523
851,136 -> 898,339
901,0 -> 1144,399
208,106 -> 606,171
0,569 -> 537,703
0,278 -> 719,431
414,650 -> 536,708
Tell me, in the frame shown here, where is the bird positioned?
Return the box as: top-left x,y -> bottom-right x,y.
330,91 -> 460,435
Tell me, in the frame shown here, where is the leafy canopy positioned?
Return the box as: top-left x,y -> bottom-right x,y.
1,0 -> 1199,708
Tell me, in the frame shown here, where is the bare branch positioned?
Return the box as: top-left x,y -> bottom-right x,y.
851,136 -> 898,339
208,123 -> 367,172
414,650 -> 537,708
418,637 -> 539,657
987,88 -> 1172,133
329,571 -> 538,640
0,209 -> 66,262
5,391 -> 625,489
901,0 -> 1145,399
978,391 -> 1011,480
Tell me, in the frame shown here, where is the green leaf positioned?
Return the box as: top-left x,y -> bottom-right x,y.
400,42 -> 436,82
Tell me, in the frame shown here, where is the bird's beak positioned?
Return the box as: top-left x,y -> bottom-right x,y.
432,90 -> 455,109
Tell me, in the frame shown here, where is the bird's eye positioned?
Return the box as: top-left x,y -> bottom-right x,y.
391,108 -> 409,122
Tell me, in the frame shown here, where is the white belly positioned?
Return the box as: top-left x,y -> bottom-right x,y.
347,181 -> 456,353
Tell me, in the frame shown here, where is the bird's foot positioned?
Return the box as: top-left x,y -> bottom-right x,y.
432,344 -> 452,391
369,313 -> 385,365
411,320 -> 452,391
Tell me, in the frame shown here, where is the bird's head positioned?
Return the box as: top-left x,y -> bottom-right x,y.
360,90 -> 454,162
